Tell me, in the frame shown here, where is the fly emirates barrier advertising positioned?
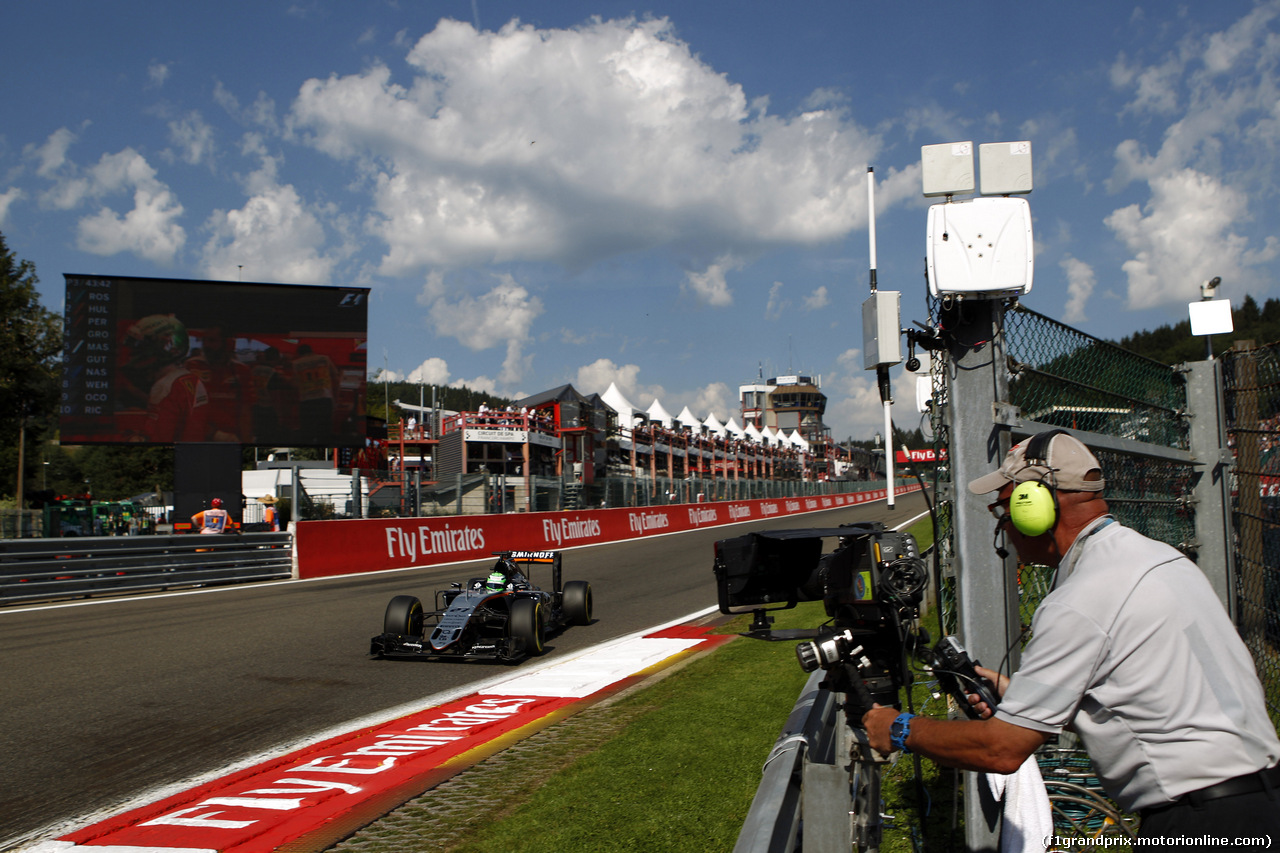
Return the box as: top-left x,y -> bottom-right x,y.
295,484 -> 921,579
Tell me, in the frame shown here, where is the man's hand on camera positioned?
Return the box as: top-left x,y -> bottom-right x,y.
967,665 -> 1009,719
862,703 -> 899,754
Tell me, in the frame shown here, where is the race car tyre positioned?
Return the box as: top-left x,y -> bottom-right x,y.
563,580 -> 593,626
510,598 -> 545,655
384,595 -> 424,637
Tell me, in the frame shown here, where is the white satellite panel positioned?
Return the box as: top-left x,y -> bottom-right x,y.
922,142 -> 975,197
915,374 -> 932,413
979,141 -> 1033,195
927,197 -> 1034,297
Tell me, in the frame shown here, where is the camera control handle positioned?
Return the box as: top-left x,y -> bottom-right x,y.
932,635 -> 1000,719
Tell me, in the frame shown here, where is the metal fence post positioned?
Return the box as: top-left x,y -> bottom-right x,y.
945,298 -> 1015,851
1185,359 -> 1236,615
290,463 -> 300,527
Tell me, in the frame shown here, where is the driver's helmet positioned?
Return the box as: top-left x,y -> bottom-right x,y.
125,314 -> 189,369
485,571 -> 507,592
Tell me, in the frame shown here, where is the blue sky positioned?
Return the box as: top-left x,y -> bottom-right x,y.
4,1 -> 1279,441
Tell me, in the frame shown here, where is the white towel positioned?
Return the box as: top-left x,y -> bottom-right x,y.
987,756 -> 1054,853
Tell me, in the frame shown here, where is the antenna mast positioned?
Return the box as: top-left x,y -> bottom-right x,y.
867,167 -> 895,507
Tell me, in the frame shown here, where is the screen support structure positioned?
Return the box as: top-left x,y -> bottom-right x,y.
174,442 -> 244,530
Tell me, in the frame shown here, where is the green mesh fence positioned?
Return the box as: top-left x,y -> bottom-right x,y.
929,302 -> 1198,629
1004,305 -> 1189,449
1221,340 -> 1280,722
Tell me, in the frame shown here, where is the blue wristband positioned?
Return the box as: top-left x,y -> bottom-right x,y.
890,712 -> 916,753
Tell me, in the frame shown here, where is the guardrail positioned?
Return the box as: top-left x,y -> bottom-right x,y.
0,533 -> 294,606
734,670 -> 841,853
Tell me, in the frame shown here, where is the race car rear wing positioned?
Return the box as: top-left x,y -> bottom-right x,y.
494,550 -> 563,592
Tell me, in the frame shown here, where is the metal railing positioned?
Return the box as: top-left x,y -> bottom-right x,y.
291,468 -> 894,521
0,533 -> 293,606
735,671 -> 839,853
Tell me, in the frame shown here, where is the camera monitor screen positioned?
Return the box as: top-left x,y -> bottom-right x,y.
715,531 -> 825,612
60,274 -> 370,447
714,524 -> 887,614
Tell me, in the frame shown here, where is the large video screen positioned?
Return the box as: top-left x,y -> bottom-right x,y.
61,275 -> 370,447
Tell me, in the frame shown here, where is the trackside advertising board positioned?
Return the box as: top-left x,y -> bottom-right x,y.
295,485 -> 921,579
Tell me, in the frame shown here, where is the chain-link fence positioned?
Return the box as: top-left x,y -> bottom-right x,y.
1005,307 -> 1197,569
1222,340 -> 1280,721
930,302 -> 1200,628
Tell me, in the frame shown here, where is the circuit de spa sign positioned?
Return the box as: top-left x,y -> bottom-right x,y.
293,484 -> 921,579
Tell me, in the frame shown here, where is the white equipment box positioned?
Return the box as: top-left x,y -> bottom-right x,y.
926,197 -> 1034,297
862,290 -> 902,369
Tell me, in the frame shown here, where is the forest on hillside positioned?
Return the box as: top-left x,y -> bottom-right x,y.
1113,294 -> 1280,365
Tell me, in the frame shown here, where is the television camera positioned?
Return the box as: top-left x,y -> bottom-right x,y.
712,522 -> 930,723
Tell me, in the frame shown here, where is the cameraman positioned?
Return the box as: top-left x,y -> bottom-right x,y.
863,431 -> 1280,841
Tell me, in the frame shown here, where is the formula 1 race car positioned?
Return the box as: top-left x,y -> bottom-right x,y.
370,550 -> 593,662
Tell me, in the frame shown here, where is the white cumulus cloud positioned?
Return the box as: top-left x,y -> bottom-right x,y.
1060,255 -> 1096,323
425,272 -> 544,386
0,188 -> 23,227
407,357 -> 450,385
74,148 -> 185,263
167,111 -> 217,167
287,16 -> 882,277
1105,169 -> 1249,309
683,256 -> 737,307
1106,4 -> 1280,308
576,357 -> 665,407
200,139 -> 339,283
803,286 -> 830,311
764,282 -> 788,320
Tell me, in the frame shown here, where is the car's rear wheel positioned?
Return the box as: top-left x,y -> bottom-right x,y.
384,595 -> 424,637
510,598 -> 545,655
563,580 -> 593,626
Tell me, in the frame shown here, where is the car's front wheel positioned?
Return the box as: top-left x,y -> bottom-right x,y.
509,597 -> 545,655
384,595 -> 424,637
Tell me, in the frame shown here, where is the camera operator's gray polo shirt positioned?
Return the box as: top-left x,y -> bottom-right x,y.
996,520 -> 1280,812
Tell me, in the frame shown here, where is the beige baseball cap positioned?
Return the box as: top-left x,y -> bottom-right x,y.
968,432 -> 1105,495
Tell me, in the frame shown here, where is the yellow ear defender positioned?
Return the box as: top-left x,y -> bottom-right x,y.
1007,430 -> 1067,537
1009,479 -> 1058,536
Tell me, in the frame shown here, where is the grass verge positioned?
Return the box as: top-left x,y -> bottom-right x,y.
329,519 -> 951,853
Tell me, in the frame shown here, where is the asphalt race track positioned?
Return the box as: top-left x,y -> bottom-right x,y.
0,495 -> 927,848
